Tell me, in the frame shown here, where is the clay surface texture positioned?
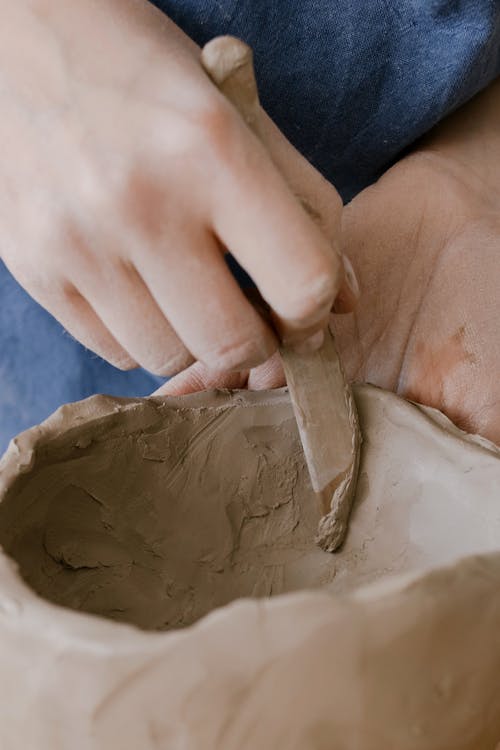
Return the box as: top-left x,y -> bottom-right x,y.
0,385 -> 499,748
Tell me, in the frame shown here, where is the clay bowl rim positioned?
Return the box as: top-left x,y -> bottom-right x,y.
0,386 -> 499,656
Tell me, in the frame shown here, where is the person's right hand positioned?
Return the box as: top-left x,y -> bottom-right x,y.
0,0 -> 353,378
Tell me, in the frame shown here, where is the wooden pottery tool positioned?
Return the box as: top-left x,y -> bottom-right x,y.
201,36 -> 361,551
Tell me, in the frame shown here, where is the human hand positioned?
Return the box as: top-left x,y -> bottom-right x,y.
334,147 -> 500,444
334,76 -> 500,445
163,80 -> 500,447
0,1 -> 352,378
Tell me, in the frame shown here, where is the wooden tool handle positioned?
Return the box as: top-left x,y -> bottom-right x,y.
201,36 -> 361,552
201,37 -> 262,135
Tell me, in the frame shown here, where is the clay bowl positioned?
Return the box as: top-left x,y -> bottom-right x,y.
0,385 -> 499,749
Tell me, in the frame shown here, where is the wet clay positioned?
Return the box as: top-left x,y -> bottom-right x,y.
0,385 -> 500,749
0,390 -> 327,629
0,384 -> 498,631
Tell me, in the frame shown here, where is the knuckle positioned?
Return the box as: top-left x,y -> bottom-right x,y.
146,349 -> 195,377
299,188 -> 342,240
108,353 -> 138,372
282,268 -> 338,326
120,168 -> 168,242
190,96 -> 238,160
201,337 -> 267,372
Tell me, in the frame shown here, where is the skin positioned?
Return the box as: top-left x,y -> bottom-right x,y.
162,80 -> 500,446
336,148 -> 500,445
0,0 -> 354,379
1,1 -> 498,444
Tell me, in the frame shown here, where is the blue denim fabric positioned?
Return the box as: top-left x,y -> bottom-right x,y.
154,0 -> 500,200
1,0 -> 500,454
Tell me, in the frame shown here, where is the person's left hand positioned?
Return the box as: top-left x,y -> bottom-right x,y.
335,150 -> 500,444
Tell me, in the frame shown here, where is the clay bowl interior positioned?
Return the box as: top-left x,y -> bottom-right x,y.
0,385 -> 499,632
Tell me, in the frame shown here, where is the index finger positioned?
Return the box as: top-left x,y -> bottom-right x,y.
208,125 -> 343,344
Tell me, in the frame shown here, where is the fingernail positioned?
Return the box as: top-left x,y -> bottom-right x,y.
342,255 -> 360,299
291,329 -> 325,354
333,255 -> 360,313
